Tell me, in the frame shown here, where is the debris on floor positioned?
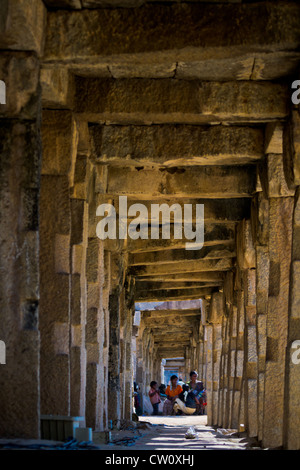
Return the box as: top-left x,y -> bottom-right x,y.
184,426 -> 198,439
0,437 -> 101,450
108,435 -> 144,447
216,428 -> 239,438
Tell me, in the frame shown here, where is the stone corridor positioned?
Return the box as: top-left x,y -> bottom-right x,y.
0,0 -> 300,451
101,416 -> 255,451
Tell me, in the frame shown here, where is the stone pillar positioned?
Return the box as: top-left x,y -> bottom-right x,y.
85,236 -> 105,430
244,268 -> 258,438
102,250 -> 111,429
107,253 -> 124,425
70,198 -> 88,418
259,147 -> 294,447
207,292 -> 224,426
284,189 -> 300,449
0,1 -> 46,439
235,218 -> 258,436
223,272 -> 235,429
212,323 -> 222,426
40,110 -> 78,416
236,280 -> 246,432
123,278 -> 134,420
0,120 -> 41,437
205,326 -> 213,426
252,191 -> 269,442
283,107 -> 300,450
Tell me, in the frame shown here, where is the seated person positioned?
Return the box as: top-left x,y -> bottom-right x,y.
187,370 -> 205,415
159,383 -> 167,398
162,375 -> 183,415
133,382 -> 142,416
178,383 -> 189,402
174,385 -> 202,415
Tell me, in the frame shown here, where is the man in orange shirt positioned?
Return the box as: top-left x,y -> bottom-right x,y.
163,375 -> 183,415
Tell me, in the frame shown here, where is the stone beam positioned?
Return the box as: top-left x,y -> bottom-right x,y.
156,342 -> 191,349
151,330 -> 194,339
125,225 -> 235,254
153,330 -> 192,337
43,3 -> 300,80
129,244 -> 235,265
148,323 -> 196,333
141,309 -> 200,317
158,349 -> 186,357
90,125 -> 264,167
129,258 -> 232,277
106,166 -> 256,199
136,271 -> 225,282
154,341 -> 190,348
74,79 -> 288,124
135,287 -> 216,302
96,197 -> 251,223
137,281 -> 222,291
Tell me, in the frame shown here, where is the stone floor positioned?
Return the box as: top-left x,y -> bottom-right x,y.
101,416 -> 261,451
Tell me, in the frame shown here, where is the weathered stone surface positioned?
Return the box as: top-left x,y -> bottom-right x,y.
44,3 -> 300,83
81,0 -> 248,7
54,233 -> 71,273
129,245 -> 235,265
129,258 -> 232,277
71,155 -> 90,200
122,224 -> 235,254
70,345 -> 86,417
256,245 -> 269,316
41,110 -> 78,186
144,316 -> 198,330
263,197 -> 294,449
41,67 -> 74,109
44,0 -> 82,8
0,52 -> 40,119
209,292 -> 225,324
106,166 -> 256,199
0,120 -> 41,233
247,378 -> 258,437
283,109 -> 300,189
0,0 -> 46,55
0,115 -> 41,438
177,52 -> 300,81
75,78 -> 288,124
237,219 -> 256,269
259,153 -> 295,198
264,122 -> 283,154
39,173 -> 72,414
0,330 -> 40,438
136,272 -> 225,283
70,274 -> 82,324
142,309 -> 200,318
136,287 -> 215,302
244,269 -> 256,309
91,125 -> 263,166
91,197 -> 251,242
251,192 -> 269,247
76,120 -> 91,156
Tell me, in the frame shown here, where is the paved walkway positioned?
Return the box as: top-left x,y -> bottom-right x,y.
101,415 -> 259,450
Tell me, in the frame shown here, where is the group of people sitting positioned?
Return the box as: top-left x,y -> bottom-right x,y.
148,371 -> 207,416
